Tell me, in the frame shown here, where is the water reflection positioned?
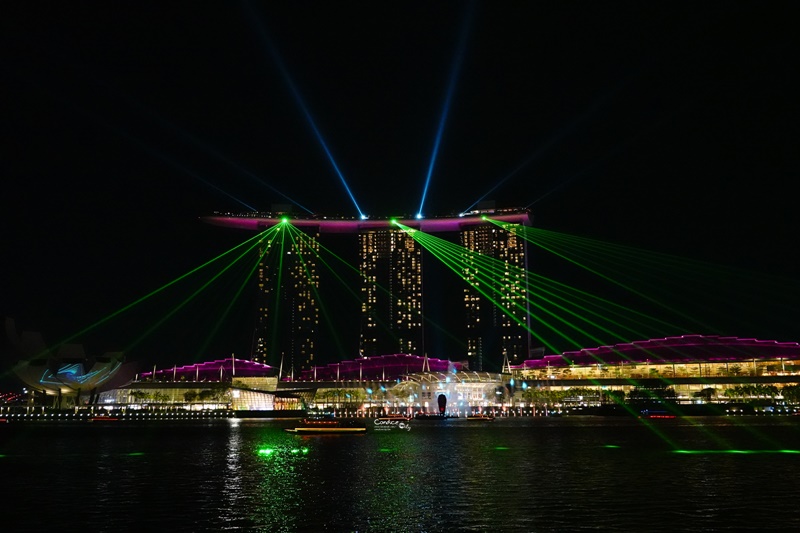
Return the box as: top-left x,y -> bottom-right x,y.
2,417 -> 800,531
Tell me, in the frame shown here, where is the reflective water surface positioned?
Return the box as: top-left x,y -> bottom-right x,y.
2,416 -> 800,532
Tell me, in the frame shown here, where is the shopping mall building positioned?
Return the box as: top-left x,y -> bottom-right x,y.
8,334 -> 800,416
86,336 -> 800,415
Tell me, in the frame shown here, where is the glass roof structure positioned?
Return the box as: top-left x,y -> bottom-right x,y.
140,358 -> 276,381
295,354 -> 462,381
135,336 -> 800,384
511,335 -> 800,369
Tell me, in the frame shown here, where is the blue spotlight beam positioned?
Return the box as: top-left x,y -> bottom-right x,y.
128,102 -> 313,213
25,43 -> 313,214
115,126 -> 260,212
523,66 -> 714,210
23,76 -> 262,212
463,74 -> 635,214
417,1 -> 476,219
243,1 -> 365,218
21,54 -> 303,214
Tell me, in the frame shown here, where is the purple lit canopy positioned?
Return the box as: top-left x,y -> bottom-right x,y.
296,354 -> 462,381
141,354 -> 462,382
138,336 -> 800,383
511,335 -> 800,369
141,358 -> 276,381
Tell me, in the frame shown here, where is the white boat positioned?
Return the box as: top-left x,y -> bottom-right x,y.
466,413 -> 495,421
375,414 -> 411,422
285,416 -> 367,434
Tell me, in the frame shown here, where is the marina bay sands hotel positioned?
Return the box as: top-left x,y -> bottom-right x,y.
202,205 -> 532,374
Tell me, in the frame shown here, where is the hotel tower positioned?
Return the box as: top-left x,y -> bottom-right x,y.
202,207 -> 532,373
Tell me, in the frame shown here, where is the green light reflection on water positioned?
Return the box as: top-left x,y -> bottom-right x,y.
257,446 -> 309,456
247,429 -> 312,532
673,449 -> 800,455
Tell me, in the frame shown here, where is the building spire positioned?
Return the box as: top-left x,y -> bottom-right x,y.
502,353 -> 512,374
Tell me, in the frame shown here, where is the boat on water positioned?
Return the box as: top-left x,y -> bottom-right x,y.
466,413 -> 495,421
285,416 -> 367,434
90,415 -> 120,422
376,414 -> 411,422
414,412 -> 455,420
638,411 -> 677,419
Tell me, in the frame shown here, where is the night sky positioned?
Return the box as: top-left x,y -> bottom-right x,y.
2,2 -> 798,378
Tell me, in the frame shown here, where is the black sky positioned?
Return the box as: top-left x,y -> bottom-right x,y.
2,2 -> 799,375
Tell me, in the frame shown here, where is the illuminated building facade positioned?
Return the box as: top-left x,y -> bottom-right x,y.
203,207 -> 532,370
359,229 -> 424,357
461,220 -> 530,371
38,337 -> 800,416
252,225 -> 320,372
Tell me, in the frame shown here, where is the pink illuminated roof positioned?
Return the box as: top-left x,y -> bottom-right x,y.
201,210 -> 532,233
296,353 -> 463,381
141,358 -> 276,380
140,354 -> 462,382
511,335 -> 800,369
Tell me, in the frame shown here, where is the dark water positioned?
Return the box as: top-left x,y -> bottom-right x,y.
2,416 -> 800,532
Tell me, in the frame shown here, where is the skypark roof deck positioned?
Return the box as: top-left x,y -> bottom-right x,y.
201,208 -> 532,233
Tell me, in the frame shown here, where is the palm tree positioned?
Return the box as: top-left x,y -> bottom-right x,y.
152,391 -> 169,405
129,390 -> 150,404
693,387 -> 716,402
